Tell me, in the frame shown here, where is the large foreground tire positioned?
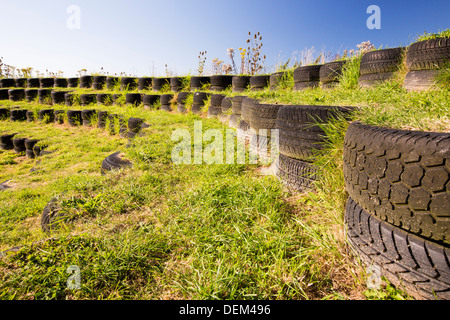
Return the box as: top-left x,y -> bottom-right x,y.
345,196 -> 450,300
343,122 -> 450,244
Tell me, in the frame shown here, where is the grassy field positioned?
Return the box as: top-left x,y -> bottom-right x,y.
0,72 -> 448,300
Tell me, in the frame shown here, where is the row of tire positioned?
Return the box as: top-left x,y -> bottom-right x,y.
0,106 -> 147,157
1,36 -> 448,93
205,94 -> 449,300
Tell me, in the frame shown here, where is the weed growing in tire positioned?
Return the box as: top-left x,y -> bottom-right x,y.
197,51 -> 207,75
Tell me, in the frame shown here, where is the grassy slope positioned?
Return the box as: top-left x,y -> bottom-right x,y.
0,76 -> 448,300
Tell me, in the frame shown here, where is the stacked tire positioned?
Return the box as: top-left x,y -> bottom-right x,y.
320,60 -> 347,88
404,37 -> 450,91
359,47 -> 405,88
210,75 -> 233,91
228,96 -> 246,129
293,65 -> 322,90
190,76 -> 210,91
343,122 -> 450,300
160,94 -> 173,111
232,76 -> 250,92
249,75 -> 270,91
276,105 -> 354,191
152,78 -> 170,92
207,94 -> 225,118
191,92 -> 209,114
176,92 -> 191,113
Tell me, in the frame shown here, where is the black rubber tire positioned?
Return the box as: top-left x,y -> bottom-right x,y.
229,114 -> 242,129
0,89 -> 9,100
231,96 -> 246,115
41,198 -> 65,233
38,109 -> 55,123
25,89 -> 38,102
143,94 -> 160,107
207,106 -> 222,117
0,79 -> 16,88
191,104 -> 203,115
0,133 -> 16,150
67,110 -> 82,126
137,77 -> 152,91
112,94 -> 124,105
210,94 -> 225,107
190,76 -> 210,90
33,143 -> 47,157
39,78 -> 55,88
343,121 -> 450,244
249,102 -> 281,131
54,78 -> 68,88
106,77 -> 119,89
294,65 -> 322,82
0,108 -> 9,120
250,75 -> 270,90
67,78 -> 80,88
170,77 -> 184,92
97,110 -> 108,128
277,104 -> 355,161
345,196 -> 450,300
152,78 -> 170,91
27,78 -> 40,88
221,96 -> 232,113
269,72 -> 286,90
26,110 -> 35,122
64,93 -> 77,106
160,94 -> 173,107
128,117 -> 144,134
176,92 -> 191,105
232,76 -> 251,92
276,153 -> 317,191
81,109 -> 96,127
8,89 -> 25,102
192,92 -> 209,105
80,94 -> 97,106
51,91 -> 68,105
79,76 -> 93,88
10,109 -> 27,122
240,97 -> 258,123
96,93 -> 113,105
360,47 -> 406,75
403,70 -> 440,92
406,37 -> 450,71
320,60 -> 347,84
12,138 -> 26,153
125,93 -> 142,106
38,89 -> 52,104
25,139 -> 39,159
101,151 -> 132,174
14,78 -> 27,88
120,77 -> 138,91
54,110 -> 65,124
210,75 -> 233,91
358,72 -> 396,88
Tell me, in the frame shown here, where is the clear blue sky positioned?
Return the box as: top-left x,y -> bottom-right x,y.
1,0 -> 449,77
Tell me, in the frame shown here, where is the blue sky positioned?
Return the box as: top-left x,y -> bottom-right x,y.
1,0 -> 449,77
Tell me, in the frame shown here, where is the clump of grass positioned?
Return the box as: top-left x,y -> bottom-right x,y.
415,28 -> 450,42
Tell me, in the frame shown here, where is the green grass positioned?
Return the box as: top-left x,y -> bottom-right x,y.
1,79 -> 446,300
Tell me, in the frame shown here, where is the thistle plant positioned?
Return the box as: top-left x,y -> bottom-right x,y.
245,31 -> 266,75
198,51 -> 207,75
227,48 -> 237,74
